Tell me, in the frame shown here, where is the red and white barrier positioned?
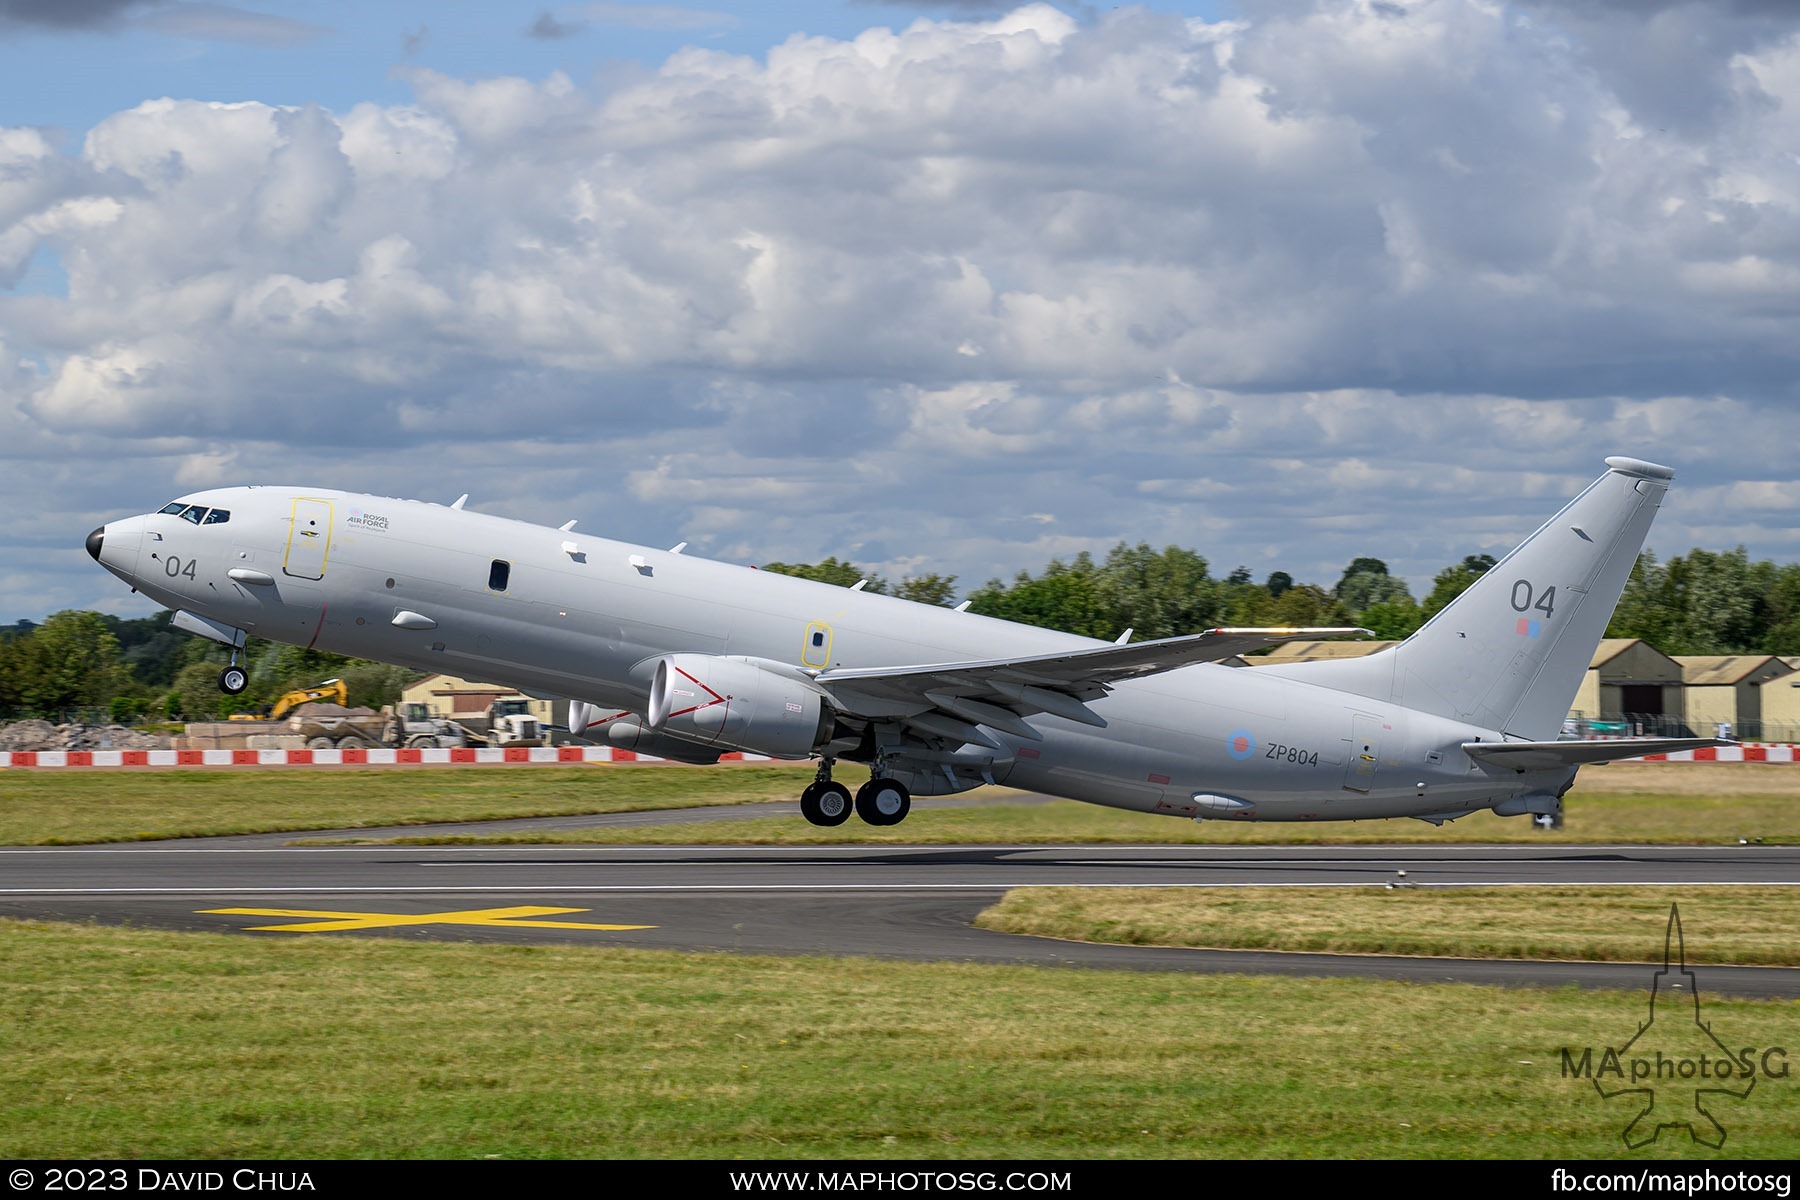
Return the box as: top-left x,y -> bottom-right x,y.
4,743 -> 1794,768
1634,743 -> 1798,763
0,746 -> 776,768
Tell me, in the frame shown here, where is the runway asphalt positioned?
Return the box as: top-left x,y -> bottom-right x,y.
4,799 -> 1797,997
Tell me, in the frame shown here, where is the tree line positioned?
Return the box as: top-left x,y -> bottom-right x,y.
4,543 -> 1796,721
0,611 -> 413,723
767,543 -> 1800,652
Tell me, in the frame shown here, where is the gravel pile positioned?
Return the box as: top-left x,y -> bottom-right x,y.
0,721 -> 172,751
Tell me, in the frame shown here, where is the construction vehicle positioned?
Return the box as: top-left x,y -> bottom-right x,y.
285,702 -> 471,750
472,698 -> 545,747
228,678 -> 348,721
288,704 -> 390,750
391,703 -> 469,749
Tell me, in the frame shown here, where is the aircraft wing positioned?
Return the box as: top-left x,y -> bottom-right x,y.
818,627 -> 1371,744
1462,738 -> 1732,771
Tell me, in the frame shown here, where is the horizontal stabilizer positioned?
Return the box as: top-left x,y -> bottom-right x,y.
1462,738 -> 1731,771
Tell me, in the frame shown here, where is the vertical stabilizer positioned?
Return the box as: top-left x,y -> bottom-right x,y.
1264,457 -> 1671,740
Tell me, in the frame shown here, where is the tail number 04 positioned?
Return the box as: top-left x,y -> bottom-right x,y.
1510,580 -> 1555,619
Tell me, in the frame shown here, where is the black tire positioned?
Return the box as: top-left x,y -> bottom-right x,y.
800,781 -> 853,827
218,666 -> 249,695
336,736 -> 368,750
407,735 -> 439,750
855,777 -> 911,826
306,737 -> 334,750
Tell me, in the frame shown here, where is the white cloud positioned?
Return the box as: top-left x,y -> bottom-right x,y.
4,0 -> 1800,619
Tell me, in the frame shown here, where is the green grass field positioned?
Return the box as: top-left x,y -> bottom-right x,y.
1,761 -> 1795,847
2,918 -> 1794,1160
0,764 -> 816,845
3,761 -> 1795,1160
975,886 -> 1800,965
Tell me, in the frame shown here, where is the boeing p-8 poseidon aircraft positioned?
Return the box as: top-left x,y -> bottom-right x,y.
85,456 -> 1719,829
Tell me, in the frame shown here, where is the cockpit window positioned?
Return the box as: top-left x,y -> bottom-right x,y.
157,501 -> 230,525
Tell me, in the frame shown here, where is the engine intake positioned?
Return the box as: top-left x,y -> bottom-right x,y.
647,654 -> 831,759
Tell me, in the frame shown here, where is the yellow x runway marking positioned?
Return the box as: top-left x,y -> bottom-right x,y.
200,905 -> 656,933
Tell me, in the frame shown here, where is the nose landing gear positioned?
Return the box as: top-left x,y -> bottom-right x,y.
218,649 -> 249,695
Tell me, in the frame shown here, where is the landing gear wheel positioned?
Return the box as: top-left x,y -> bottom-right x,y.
856,777 -> 911,826
218,666 -> 249,695
800,781 -> 854,826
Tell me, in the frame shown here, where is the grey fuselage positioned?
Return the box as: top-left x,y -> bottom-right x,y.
89,486 -> 1565,823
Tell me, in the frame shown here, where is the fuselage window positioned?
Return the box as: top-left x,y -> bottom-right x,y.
202,508 -> 230,525
489,560 -> 511,591
811,631 -> 825,648
178,505 -> 206,524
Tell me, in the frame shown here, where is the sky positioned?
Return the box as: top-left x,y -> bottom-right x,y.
4,0 -> 1800,623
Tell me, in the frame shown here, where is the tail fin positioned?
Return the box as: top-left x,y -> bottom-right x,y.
1264,456 -> 1672,740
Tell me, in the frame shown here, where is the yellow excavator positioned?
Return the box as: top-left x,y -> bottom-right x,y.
227,678 -> 348,721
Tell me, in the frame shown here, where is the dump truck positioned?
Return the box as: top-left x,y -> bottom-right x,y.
285,702 -> 469,750
468,698 -> 545,747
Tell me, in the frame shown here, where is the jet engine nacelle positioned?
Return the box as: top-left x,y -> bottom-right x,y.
595,715 -> 727,765
647,653 -> 831,759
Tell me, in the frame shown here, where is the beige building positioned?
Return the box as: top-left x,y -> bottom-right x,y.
1570,639 -> 1684,729
399,673 -> 569,735
1760,667 -> 1800,741
1674,655 -> 1792,737
1229,640 -> 1396,669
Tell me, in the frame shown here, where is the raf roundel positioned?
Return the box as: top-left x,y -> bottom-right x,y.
1227,729 -> 1256,760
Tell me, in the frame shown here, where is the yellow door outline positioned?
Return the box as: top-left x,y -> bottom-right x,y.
283,498 -> 333,579
802,621 -> 833,669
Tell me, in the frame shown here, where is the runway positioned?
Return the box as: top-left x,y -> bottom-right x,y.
4,802 -> 1797,997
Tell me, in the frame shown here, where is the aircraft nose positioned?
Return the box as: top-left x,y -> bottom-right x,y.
86,526 -> 105,562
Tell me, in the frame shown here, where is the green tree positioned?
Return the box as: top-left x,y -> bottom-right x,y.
0,633 -> 26,713
338,661 -> 420,710
1605,547 -> 1775,654
169,661 -> 235,720
760,557 -> 888,593
965,553 -> 1114,638
105,610 -> 189,690
894,573 -> 958,607
21,610 -> 126,713
1761,563 -> 1800,655
1266,571 -> 1293,598
1334,557 -> 1415,613
1421,554 -> 1496,618
1222,582 -> 1347,627
108,695 -> 147,724
1358,600 -> 1426,640
1333,558 -> 1391,594
1093,543 -> 1220,641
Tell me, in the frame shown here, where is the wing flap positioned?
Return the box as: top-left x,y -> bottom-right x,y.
821,626 -> 1371,692
821,626 -> 1371,744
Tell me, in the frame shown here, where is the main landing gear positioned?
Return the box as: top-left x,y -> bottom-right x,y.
800,758 -> 911,827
